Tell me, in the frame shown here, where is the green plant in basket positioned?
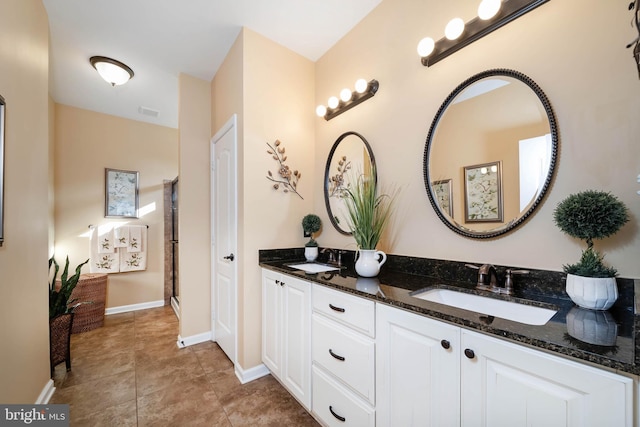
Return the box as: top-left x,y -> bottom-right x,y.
49,256 -> 90,319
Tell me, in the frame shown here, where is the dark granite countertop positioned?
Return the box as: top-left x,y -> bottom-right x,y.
259,248 -> 639,375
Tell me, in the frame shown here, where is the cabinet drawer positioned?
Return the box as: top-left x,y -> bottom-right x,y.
312,314 -> 375,404
312,365 -> 375,427
313,285 -> 375,337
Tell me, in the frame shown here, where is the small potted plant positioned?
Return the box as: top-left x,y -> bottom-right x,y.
49,256 -> 89,375
302,214 -> 322,262
553,190 -> 629,310
342,167 -> 397,277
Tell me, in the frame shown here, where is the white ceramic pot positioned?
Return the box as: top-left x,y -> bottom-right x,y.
566,307 -> 618,346
355,249 -> 387,277
565,274 -> 618,310
304,246 -> 318,262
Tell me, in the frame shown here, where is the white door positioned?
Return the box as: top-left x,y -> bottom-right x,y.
211,114 -> 238,364
461,329 -> 633,427
376,304 -> 461,427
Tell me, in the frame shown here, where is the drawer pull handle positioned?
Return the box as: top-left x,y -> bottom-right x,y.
464,348 -> 476,359
329,303 -> 345,313
441,339 -> 450,350
329,349 -> 345,361
329,405 -> 346,422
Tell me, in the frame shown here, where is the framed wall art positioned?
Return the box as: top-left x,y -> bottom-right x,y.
464,161 -> 503,223
432,179 -> 453,217
0,95 -> 5,246
105,168 -> 139,218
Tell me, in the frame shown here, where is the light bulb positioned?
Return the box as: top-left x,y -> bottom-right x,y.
490,165 -> 498,173
445,18 -> 465,40
480,167 -> 488,174
478,0 -> 501,20
417,37 -> 435,57
316,105 -> 327,117
354,79 -> 368,94
340,88 -> 352,102
328,96 -> 339,109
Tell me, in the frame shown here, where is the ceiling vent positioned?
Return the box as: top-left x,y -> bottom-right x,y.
138,106 -> 159,118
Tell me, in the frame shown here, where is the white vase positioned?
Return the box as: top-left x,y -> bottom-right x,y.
565,274 -> 618,310
304,246 -> 318,262
566,307 -> 618,346
355,249 -> 387,277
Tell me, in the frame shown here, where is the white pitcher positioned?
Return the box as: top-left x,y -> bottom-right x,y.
355,249 -> 387,277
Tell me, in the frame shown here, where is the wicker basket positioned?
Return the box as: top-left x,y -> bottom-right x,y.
50,313 -> 73,375
68,273 -> 108,334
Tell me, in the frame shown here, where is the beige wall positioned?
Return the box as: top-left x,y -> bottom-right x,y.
0,0 -> 51,403
315,0 -> 640,277
177,73 -> 212,338
54,105 -> 178,308
211,28 -> 315,369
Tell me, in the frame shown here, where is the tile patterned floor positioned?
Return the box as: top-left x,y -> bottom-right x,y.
51,306 -> 319,426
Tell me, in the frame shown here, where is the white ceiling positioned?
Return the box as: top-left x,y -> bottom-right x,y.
43,0 -> 382,129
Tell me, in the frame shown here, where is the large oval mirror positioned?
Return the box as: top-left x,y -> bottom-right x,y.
324,131 -> 376,235
424,69 -> 558,239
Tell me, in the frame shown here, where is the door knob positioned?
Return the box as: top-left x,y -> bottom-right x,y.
464,348 -> 476,359
223,253 -> 235,261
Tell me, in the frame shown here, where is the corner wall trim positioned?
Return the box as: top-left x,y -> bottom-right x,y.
36,379 -> 55,404
105,300 -> 165,315
235,363 -> 270,384
176,331 -> 212,349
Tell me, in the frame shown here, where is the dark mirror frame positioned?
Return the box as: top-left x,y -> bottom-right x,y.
324,131 -> 376,235
0,95 -> 5,247
423,69 -> 558,239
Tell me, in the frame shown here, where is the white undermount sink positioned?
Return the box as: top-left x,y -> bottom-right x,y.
287,263 -> 341,274
411,288 -> 557,326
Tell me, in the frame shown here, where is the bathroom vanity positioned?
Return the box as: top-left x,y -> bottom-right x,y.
260,249 -> 638,427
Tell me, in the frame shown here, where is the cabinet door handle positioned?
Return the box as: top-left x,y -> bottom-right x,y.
329,303 -> 345,313
441,339 -> 450,350
275,280 -> 280,285
464,348 -> 476,359
329,405 -> 346,422
329,349 -> 345,361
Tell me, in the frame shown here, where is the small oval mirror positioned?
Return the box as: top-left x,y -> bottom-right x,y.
424,69 -> 558,238
324,132 -> 376,235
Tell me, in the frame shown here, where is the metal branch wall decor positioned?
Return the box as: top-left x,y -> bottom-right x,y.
628,0 -> 640,78
266,140 -> 303,199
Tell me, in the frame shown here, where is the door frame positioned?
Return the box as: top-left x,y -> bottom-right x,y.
210,114 -> 238,364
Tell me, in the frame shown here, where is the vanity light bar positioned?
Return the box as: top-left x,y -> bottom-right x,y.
419,0 -> 550,67
316,79 -> 380,121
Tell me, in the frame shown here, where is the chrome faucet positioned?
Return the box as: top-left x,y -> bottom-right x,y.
465,264 -> 529,296
476,264 -> 498,291
321,248 -> 342,266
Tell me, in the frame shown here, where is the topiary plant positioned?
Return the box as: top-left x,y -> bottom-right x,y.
302,214 -> 322,247
553,190 -> 629,277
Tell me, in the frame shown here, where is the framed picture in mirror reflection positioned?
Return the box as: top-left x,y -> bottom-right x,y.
432,179 -> 453,217
464,161 -> 503,223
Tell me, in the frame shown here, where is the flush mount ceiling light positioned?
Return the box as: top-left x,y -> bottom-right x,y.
316,79 -> 380,121
418,0 -> 550,67
90,56 -> 134,86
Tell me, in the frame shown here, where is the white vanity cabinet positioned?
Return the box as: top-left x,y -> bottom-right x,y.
311,285 -> 376,426
460,329 -> 633,427
376,303 -> 461,427
261,269 -> 312,410
376,303 -> 634,427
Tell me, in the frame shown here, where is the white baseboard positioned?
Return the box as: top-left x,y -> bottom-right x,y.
170,297 -> 180,319
36,379 -> 55,404
105,300 -> 165,315
176,331 -> 213,349
235,363 -> 270,384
